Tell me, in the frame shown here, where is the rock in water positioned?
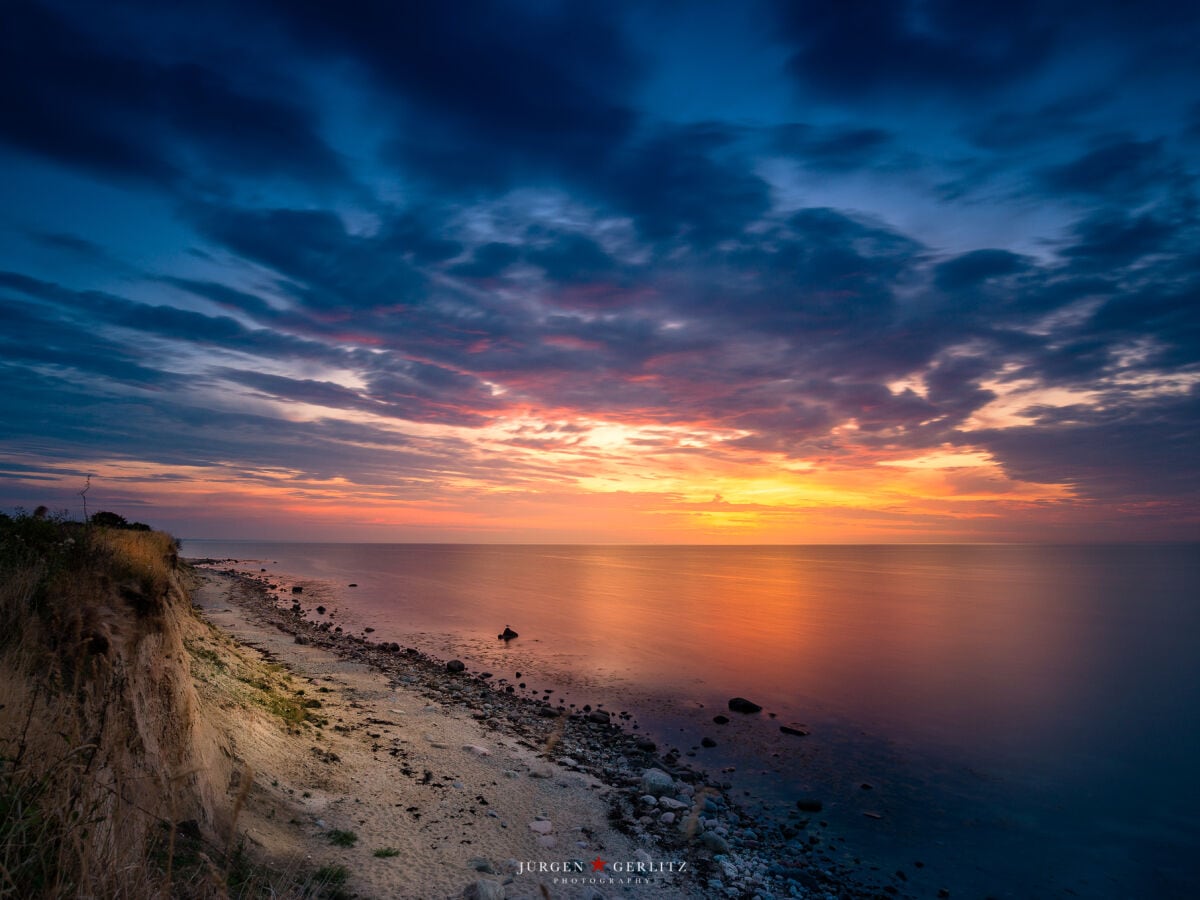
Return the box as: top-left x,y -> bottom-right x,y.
728,697 -> 762,714
780,725 -> 810,737
498,625 -> 519,640
446,659 -> 466,673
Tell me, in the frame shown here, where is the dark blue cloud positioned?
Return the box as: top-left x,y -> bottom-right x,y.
773,0 -> 1056,101
934,250 -> 1028,292
1038,138 -> 1174,200
0,1 -> 343,188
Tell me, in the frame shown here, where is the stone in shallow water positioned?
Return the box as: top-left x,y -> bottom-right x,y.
727,697 -> 762,714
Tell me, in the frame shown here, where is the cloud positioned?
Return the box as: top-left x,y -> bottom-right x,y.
0,1 -> 343,188
1038,137 -> 1174,200
773,0 -> 1057,101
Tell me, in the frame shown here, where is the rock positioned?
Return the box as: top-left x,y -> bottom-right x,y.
780,725 -> 810,737
528,819 -> 553,834
699,830 -> 731,854
712,715 -> 730,725
468,857 -> 495,873
294,635 -> 309,645
447,659 -> 466,673
536,706 -> 559,718
498,626 -> 519,640
348,583 -> 358,587
364,627 -> 375,633
316,605 -> 326,614
640,768 -> 675,798
727,697 -> 762,714
640,795 -> 658,806
795,799 -> 823,812
463,744 -> 491,756
291,586 -> 303,594
660,812 -> 676,825
535,834 -> 556,849
700,736 -> 717,748
461,880 -> 505,900
588,710 -> 611,724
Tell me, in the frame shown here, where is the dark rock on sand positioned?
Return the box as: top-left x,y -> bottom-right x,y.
795,798 -> 823,812
728,697 -> 762,714
446,659 -> 466,673
498,626 -> 519,640
291,586 -> 303,593
588,710 -> 612,724
712,714 -> 729,725
316,605 -> 326,614
700,737 -> 717,748
780,725 -> 810,737
348,583 -> 358,587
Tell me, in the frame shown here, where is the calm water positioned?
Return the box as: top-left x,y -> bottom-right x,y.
184,542 -> 1200,898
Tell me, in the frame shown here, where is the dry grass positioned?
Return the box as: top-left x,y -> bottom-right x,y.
0,513 -> 346,899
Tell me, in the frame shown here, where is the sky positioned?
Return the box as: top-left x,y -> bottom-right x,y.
1,0 -> 1198,543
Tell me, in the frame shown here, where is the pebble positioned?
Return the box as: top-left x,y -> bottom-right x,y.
528,820 -> 553,834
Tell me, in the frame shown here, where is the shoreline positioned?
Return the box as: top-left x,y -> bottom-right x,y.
189,559 -> 892,899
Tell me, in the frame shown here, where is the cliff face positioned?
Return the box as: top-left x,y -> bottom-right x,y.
0,518 -> 234,898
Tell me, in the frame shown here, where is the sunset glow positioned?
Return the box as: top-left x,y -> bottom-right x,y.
1,2 -> 1198,542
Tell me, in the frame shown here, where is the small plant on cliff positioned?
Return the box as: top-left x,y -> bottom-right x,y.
327,828 -> 358,847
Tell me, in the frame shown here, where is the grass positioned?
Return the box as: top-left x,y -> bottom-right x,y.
373,846 -> 400,858
327,828 -> 358,847
0,510 -> 356,898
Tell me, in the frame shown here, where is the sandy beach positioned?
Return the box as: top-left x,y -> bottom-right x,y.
188,564 -> 884,900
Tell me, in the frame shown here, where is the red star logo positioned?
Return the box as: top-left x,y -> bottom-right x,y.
591,857 -> 606,872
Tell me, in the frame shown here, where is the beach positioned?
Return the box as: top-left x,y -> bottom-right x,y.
188,563 -> 888,899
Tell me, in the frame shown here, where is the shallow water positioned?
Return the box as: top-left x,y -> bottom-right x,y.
184,541 -> 1200,898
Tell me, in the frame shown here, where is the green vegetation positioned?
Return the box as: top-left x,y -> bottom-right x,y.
373,846 -> 400,858
328,828 -> 358,847
0,509 -> 352,898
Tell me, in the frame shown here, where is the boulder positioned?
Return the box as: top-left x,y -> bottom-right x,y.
640,768 -> 675,798
727,697 -> 762,714
698,830 -> 730,854
446,659 -> 466,673
498,626 -> 519,640
780,725 -> 810,737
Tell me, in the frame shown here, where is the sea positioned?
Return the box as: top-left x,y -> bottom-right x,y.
182,541 -> 1200,899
